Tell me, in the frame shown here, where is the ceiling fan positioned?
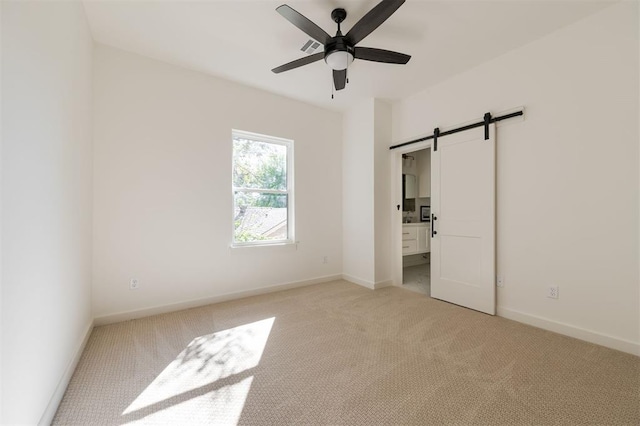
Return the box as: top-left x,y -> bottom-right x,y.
272,0 -> 411,92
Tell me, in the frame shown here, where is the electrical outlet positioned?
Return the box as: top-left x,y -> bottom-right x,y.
547,285 -> 559,299
322,256 -> 329,264
130,278 -> 139,290
496,275 -> 504,288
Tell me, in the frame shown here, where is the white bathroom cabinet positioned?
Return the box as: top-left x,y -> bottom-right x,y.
402,223 -> 430,256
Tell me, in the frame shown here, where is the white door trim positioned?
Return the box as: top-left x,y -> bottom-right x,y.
390,141 -> 431,289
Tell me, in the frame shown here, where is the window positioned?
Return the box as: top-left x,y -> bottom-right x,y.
232,130 -> 294,246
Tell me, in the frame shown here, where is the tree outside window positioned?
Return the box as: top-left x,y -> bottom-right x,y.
232,130 -> 294,245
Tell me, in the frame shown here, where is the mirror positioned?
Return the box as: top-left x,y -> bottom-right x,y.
404,174 -> 416,199
403,174 -> 416,211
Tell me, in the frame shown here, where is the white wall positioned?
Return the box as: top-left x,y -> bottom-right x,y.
1,1 -> 94,423
92,45 -> 342,320
0,1 -> 4,421
373,100 -> 392,285
342,99 -> 393,288
343,99 -> 375,285
392,2 -> 639,354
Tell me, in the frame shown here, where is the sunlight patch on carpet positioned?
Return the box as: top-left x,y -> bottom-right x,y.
122,317 -> 274,424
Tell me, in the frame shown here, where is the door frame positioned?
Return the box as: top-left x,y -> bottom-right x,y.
390,140 -> 432,289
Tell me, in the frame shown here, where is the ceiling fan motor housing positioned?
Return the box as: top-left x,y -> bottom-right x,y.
324,37 -> 355,68
324,8 -> 354,71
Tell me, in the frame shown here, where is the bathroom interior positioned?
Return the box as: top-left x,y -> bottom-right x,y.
402,149 -> 431,296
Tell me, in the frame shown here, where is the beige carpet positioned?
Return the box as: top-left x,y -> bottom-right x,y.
54,280 -> 639,425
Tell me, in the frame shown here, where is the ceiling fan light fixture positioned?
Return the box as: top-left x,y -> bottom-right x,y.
325,50 -> 354,71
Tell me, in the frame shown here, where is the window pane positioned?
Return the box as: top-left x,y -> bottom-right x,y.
233,137 -> 287,191
234,192 -> 288,243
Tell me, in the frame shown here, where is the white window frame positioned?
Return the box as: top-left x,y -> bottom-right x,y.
231,129 -> 294,247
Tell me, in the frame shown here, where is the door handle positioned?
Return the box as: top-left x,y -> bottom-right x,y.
431,214 -> 437,237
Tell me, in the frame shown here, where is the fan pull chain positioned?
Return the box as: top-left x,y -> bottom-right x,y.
346,56 -> 350,84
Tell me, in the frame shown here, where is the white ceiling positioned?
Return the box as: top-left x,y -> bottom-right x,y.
83,0 -> 616,111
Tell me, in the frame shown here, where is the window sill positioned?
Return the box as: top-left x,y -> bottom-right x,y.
230,240 -> 298,251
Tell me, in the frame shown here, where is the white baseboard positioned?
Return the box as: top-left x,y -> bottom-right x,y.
497,307 -> 640,356
341,275 -> 393,290
39,319 -> 94,425
374,279 -> 393,289
94,274 -> 343,326
341,274 -> 375,290
342,274 -> 393,290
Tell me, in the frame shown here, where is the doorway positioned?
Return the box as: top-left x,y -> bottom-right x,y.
396,146 -> 432,296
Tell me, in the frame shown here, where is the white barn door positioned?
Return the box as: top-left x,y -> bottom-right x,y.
430,124 -> 496,315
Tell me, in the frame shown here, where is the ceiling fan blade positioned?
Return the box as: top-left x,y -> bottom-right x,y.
354,47 -> 410,64
272,52 -> 324,74
333,69 -> 346,91
346,0 -> 405,45
276,5 -> 331,45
